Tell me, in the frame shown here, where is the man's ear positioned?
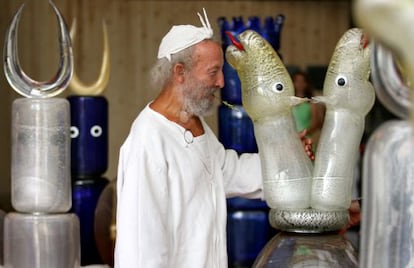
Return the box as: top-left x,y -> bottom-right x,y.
173,63 -> 186,83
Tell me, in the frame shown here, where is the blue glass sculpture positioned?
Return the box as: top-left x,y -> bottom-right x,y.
71,178 -> 109,265
218,104 -> 257,154
68,96 -> 108,177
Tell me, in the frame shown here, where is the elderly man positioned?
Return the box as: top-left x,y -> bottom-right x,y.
115,9 -> 314,267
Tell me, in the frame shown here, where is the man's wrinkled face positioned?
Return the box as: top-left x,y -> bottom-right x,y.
180,40 -> 224,117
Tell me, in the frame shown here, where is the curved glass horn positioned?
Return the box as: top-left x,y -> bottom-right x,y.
3,0 -> 73,98
69,19 -> 110,96
370,40 -> 411,119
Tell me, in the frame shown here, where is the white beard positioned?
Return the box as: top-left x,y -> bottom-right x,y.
180,75 -> 220,117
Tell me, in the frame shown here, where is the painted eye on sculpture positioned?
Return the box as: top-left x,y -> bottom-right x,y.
70,126 -> 79,138
90,125 -> 103,138
336,76 -> 347,87
272,82 -> 284,92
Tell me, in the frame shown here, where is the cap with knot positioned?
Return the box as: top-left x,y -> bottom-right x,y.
157,8 -> 213,61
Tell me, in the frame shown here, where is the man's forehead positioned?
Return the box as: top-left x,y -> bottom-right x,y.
193,41 -> 222,59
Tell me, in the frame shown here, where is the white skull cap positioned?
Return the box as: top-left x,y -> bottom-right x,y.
157,8 -> 213,61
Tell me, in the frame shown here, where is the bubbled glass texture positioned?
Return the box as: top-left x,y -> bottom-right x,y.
12,98 -> 71,213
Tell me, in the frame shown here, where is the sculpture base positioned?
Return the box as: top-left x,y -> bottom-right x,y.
269,208 -> 349,233
4,212 -> 80,268
253,231 -> 358,267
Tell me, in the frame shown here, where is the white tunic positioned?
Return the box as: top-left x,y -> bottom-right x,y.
115,105 -> 263,268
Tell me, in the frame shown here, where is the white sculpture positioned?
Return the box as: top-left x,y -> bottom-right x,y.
226,30 -> 313,210
311,28 -> 375,211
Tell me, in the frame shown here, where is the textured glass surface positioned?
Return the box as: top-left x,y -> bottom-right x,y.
253,232 -> 358,268
269,208 -> 348,233
219,15 -> 285,105
226,30 -> 313,210
4,213 -> 80,268
360,120 -> 414,267
12,98 -> 71,213
311,28 -> 375,211
226,29 -> 374,217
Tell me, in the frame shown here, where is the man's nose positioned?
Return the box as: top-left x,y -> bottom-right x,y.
216,71 -> 225,88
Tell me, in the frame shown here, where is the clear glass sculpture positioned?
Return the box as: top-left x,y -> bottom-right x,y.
226,30 -> 313,210
12,98 -> 71,213
311,28 -> 375,211
4,213 -> 80,268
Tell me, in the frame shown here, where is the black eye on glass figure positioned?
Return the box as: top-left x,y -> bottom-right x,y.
336,76 -> 347,87
70,126 -> 79,138
90,125 -> 103,138
273,82 -> 284,92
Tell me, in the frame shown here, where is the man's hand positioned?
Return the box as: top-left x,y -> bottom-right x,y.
299,129 -> 315,161
339,199 -> 361,235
